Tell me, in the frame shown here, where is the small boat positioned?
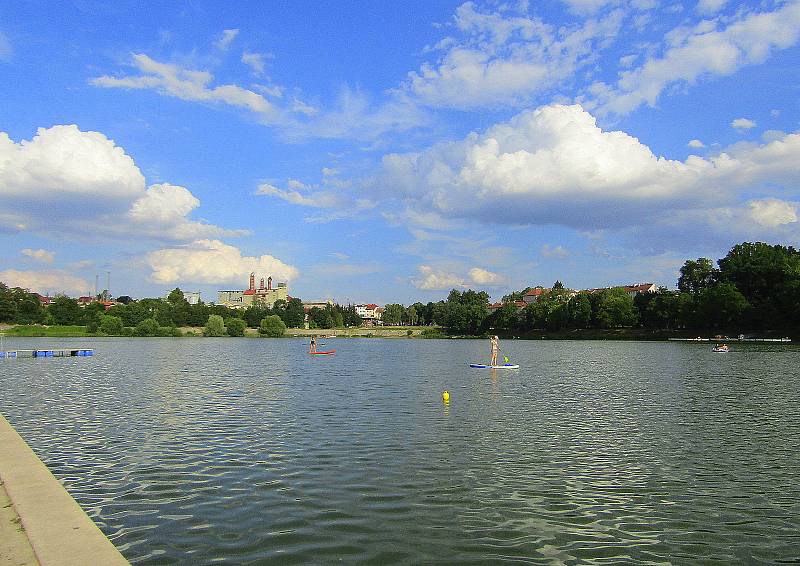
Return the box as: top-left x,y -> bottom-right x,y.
469,363 -> 520,369
712,344 -> 729,353
310,350 -> 336,355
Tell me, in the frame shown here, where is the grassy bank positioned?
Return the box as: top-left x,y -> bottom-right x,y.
3,325 -> 93,337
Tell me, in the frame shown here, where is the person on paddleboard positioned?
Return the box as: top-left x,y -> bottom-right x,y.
490,335 -> 500,366
309,335 -> 317,353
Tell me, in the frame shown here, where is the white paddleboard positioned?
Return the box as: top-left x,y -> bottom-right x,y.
469,363 -> 520,369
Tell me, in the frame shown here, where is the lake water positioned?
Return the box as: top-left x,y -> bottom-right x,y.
1,337 -> 798,564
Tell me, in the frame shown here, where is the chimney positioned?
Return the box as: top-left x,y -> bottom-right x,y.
249,272 -> 256,291
267,276 -> 272,290
259,278 -> 265,290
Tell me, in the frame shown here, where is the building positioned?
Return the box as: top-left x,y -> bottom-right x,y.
355,304 -> 382,325
184,291 -> 201,305
217,273 -> 288,309
585,283 -> 657,298
302,300 -> 334,312
522,288 -> 549,304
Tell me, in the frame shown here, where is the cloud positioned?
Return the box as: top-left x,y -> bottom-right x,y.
0,125 -> 143,202
241,51 -> 267,76
401,3 -> 623,110
21,248 -> 55,263
91,54 -> 280,122
560,0 -> 618,15
330,252 -> 349,260
214,29 -> 239,51
688,139 -> 706,148
589,2 -> 800,115
255,183 -> 341,208
696,0 -> 727,16
540,244 -> 569,259
0,125 -> 239,242
411,265 -> 466,290
146,239 -> 298,285
0,269 -> 90,295
468,267 -> 504,285
748,198 -> 797,227
377,103 -> 800,233
731,117 -> 756,130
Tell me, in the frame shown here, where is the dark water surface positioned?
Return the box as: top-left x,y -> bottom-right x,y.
1,338 -> 799,564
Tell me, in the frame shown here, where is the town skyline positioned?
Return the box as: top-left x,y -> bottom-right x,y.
2,1 -> 799,304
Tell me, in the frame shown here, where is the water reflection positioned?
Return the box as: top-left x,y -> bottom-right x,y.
1,338 -> 799,564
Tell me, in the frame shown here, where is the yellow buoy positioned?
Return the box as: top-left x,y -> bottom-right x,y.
442,390 -> 450,403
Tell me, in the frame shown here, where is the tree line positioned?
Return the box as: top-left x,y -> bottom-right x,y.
374,242 -> 800,336
2,241 -> 798,337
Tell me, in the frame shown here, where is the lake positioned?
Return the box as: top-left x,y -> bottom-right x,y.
1,337 -> 798,564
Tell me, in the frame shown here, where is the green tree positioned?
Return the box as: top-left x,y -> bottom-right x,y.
167,287 -> 185,305
135,317 -> 160,337
490,303 -> 519,331
99,314 -> 124,335
696,283 -> 750,329
203,314 -> 227,337
568,294 -> 592,328
678,258 -> 716,294
0,283 -> 19,323
48,296 -> 82,325
225,317 -> 247,337
259,315 -> 286,337
284,298 -> 306,328
382,304 -> 405,325
595,288 -> 638,329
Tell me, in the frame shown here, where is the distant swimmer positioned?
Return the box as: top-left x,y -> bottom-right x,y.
309,335 -> 317,354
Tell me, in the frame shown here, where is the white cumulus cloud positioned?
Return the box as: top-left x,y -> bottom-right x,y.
748,198 -> 797,227
468,267 -> 504,285
146,239 -> 298,285
0,125 -> 239,242
255,183 -> 341,208
0,269 -> 90,296
21,248 -> 55,263
732,117 -> 756,130
688,139 -> 706,148
241,51 -> 267,76
411,265 -> 466,290
377,103 -> 800,233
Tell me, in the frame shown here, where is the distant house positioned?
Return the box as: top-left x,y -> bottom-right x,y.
488,300 -> 527,313
77,296 -> 94,307
355,304 -> 382,326
32,293 -> 52,306
522,288 -> 549,305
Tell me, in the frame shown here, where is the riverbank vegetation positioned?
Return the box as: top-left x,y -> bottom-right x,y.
1,242 -> 798,339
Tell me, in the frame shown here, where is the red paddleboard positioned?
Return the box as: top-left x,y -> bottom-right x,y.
310,350 -> 336,355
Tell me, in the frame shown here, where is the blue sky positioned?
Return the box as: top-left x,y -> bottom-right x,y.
2,0 -> 799,304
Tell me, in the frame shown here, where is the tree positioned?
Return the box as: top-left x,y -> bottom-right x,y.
225,317 -> 247,337
99,314 -> 124,335
696,283 -> 750,329
259,315 -> 286,337
382,304 -> 405,325
595,288 -> 638,329
0,283 -> 19,323
568,294 -> 592,328
167,288 -> 185,305
678,258 -> 716,294
403,305 -> 418,326
135,317 -> 160,337
203,314 -> 227,337
284,298 -> 305,328
490,303 -> 519,331
48,296 -> 82,325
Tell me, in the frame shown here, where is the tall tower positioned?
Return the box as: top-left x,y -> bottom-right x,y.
267,276 -> 272,290
259,278 -> 265,290
249,272 -> 256,291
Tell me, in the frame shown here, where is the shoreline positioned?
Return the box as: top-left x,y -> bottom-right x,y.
1,324 -> 795,342
0,413 -> 129,565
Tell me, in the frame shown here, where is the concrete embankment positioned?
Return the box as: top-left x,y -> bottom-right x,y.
0,413 -> 129,566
